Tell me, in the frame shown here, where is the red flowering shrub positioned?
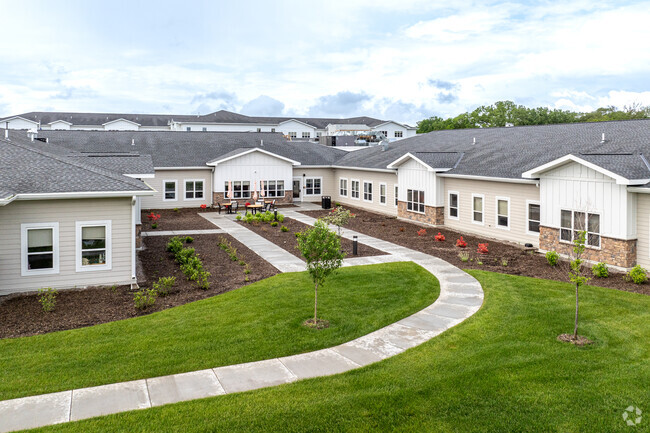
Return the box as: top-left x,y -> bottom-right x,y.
477,243 -> 489,254
147,212 -> 161,222
417,229 -> 427,236
245,202 -> 251,206
456,236 -> 467,248
434,232 -> 445,242
200,204 -> 207,210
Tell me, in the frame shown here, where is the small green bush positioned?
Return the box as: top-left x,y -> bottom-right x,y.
592,262 -> 609,278
276,214 -> 285,223
134,288 -> 157,310
458,251 -> 470,262
184,236 -> 194,243
153,276 -> 176,296
270,221 -> 279,227
546,251 -> 559,266
238,260 -> 246,266
281,225 -> 289,232
626,265 -> 648,284
166,237 -> 184,254
38,288 -> 57,312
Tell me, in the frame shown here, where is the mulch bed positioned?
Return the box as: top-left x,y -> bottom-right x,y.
141,208 -> 217,231
0,234 -> 277,339
235,217 -> 387,260
302,207 -> 650,295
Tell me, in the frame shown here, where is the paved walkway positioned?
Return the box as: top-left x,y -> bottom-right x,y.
0,205 -> 483,433
141,229 -> 224,237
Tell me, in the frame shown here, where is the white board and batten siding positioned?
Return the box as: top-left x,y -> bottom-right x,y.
333,168 -> 398,215
215,152 -> 293,194
635,193 -> 650,270
396,159 -> 444,206
103,120 -> 139,131
0,198 -> 134,295
277,120 -> 316,138
141,169 -> 213,209
539,162 -> 636,240
443,178 -> 541,246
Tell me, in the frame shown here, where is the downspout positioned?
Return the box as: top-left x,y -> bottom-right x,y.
131,195 -> 138,289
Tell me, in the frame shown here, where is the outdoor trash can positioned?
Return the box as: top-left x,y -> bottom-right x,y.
321,196 -> 332,209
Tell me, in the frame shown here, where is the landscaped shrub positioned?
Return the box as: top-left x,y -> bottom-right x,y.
235,214 -> 242,220
434,232 -> 445,242
200,204 -> 207,210
276,213 -> 285,223
592,262 -> 609,278
477,243 -> 489,254
546,251 -> 559,266
501,258 -> 508,267
456,237 -> 467,248
184,236 -> 194,243
168,237 -> 211,289
153,276 -> 176,296
166,237 -> 184,254
417,228 -> 427,236
281,225 -> 289,232
134,288 -> 157,310
38,288 -> 57,312
625,265 -> 648,284
147,212 -> 161,229
270,221 -> 279,227
458,251 -> 470,262
322,206 -> 355,237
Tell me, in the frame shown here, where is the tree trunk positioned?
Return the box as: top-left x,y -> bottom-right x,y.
314,281 -> 318,321
574,283 -> 579,339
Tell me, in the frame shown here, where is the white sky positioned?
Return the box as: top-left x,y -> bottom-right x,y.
1,0 -> 650,124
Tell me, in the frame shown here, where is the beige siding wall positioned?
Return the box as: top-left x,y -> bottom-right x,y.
293,167 -> 337,202
333,169 -> 398,216
141,169 -> 213,209
443,178 -> 541,246
636,193 -> 650,270
0,198 -> 134,295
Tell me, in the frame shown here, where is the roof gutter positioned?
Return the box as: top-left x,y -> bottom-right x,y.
627,186 -> 650,193
14,190 -> 155,201
0,195 -> 17,206
438,173 -> 538,184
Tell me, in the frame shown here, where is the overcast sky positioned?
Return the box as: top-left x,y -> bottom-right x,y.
1,0 -> 650,124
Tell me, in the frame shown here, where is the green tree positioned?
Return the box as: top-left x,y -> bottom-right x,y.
569,230 -> 590,339
296,219 -> 345,326
322,206 -> 355,237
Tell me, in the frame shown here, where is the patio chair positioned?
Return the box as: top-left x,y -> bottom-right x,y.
213,202 -> 225,214
231,200 -> 239,214
265,199 -> 276,212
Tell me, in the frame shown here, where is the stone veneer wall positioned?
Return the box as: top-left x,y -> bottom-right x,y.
397,202 -> 444,225
539,226 -> 637,268
212,190 -> 293,206
135,224 -> 142,249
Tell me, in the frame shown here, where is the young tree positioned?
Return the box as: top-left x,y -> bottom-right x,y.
569,230 -> 590,339
296,219 -> 345,327
322,206 -> 355,237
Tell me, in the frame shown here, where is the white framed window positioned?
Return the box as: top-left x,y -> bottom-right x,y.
339,178 -> 348,197
263,180 -> 285,198
394,131 -> 403,138
76,221 -> 112,272
527,201 -> 541,234
304,177 -> 321,195
379,183 -> 387,205
472,194 -> 484,225
21,223 -> 59,276
184,179 -> 205,200
224,181 -> 251,199
316,132 -> 322,138
560,209 -> 600,248
448,191 -> 459,220
163,180 -> 177,201
288,132 -> 297,138
380,130 -> 388,137
186,127 -> 191,132
271,128 -> 276,133
257,128 -> 262,132
302,132 -> 310,139
394,185 -> 398,207
350,179 -> 360,199
496,197 -> 510,229
407,189 -> 425,213
202,127 -> 207,132
363,181 -> 373,202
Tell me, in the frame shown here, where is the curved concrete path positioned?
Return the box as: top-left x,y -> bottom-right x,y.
0,207 -> 483,433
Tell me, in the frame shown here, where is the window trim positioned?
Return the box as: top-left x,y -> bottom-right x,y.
183,179 -> 205,201
379,182 -> 387,205
21,222 -> 60,276
163,180 -> 177,202
448,191 -> 459,220
394,185 -> 399,207
262,179 -> 285,198
304,177 -> 322,196
495,196 -> 510,230
76,220 -> 112,272
350,179 -> 360,200
302,132 -> 311,139
560,209 -> 601,249
394,131 -> 403,138
225,180 -> 251,199
526,200 -> 541,236
471,193 -> 484,226
406,189 -> 425,214
339,178 -> 348,197
363,181 -> 373,203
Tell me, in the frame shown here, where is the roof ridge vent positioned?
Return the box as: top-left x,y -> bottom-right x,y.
601,132 -> 606,143
472,137 -> 476,145
131,138 -> 135,146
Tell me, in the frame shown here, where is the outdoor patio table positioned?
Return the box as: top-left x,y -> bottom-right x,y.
223,202 -> 233,214
246,204 -> 264,214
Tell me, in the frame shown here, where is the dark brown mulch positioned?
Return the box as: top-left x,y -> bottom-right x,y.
557,333 -> 594,346
235,217 -> 387,260
0,234 -> 277,339
302,207 -> 650,296
141,208 -> 217,231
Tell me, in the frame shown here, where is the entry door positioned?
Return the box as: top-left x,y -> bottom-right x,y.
292,178 -> 302,201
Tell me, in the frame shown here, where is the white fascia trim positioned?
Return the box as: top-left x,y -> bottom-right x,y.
102,118 -> 141,127
277,119 -> 316,128
207,148 -> 301,166
438,173 -> 538,184
628,187 -> 650,193
0,195 -> 17,206
47,120 -> 73,125
15,190 -> 154,200
154,166 -> 210,170
521,154 -> 638,185
0,116 -> 39,125
125,173 -> 155,179
176,121 -> 277,126
387,153 -> 432,171
331,165 -> 397,173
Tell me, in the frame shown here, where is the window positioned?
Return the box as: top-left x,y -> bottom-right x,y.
163,180 -> 177,201
202,127 -> 207,132
351,180 -> 360,199
316,132 -> 322,137
288,132 -> 297,138
271,128 -> 276,133
472,194 -> 483,224
496,197 -> 510,228
448,192 -> 459,219
380,183 -> 387,204
21,223 -> 59,276
186,127 -> 191,131
339,178 -> 348,197
407,189 -> 425,213
363,181 -> 373,202
302,132 -> 311,139
394,131 -> 403,138
224,181 -> 251,198
380,130 -> 388,137
256,128 -> 261,132
305,178 -> 321,195
394,185 -> 398,206
185,180 -> 204,200
263,180 -> 285,197
528,202 -> 540,233
561,210 -> 600,247
76,221 -> 111,272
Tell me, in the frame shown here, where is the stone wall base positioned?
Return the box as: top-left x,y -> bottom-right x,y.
539,226 -> 637,268
397,202 -> 444,225
212,190 -> 293,206
135,224 -> 142,249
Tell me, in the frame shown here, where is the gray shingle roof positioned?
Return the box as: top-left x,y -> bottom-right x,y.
409,152 -> 464,170
0,134 -> 152,196
575,153 -> 650,181
68,153 -> 155,176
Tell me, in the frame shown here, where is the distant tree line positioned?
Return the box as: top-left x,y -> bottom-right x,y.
416,101 -> 650,133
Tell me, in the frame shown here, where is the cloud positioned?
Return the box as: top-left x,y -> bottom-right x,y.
427,79 -> 458,91
240,95 -> 285,116
436,92 -> 458,104
308,91 -> 372,117
190,91 -> 237,105
51,86 -> 97,100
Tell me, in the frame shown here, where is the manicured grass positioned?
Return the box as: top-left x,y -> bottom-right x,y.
36,271 -> 650,433
0,262 -> 438,401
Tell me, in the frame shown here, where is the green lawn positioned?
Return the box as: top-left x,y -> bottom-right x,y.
33,271 -> 650,433
0,262 -> 438,401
